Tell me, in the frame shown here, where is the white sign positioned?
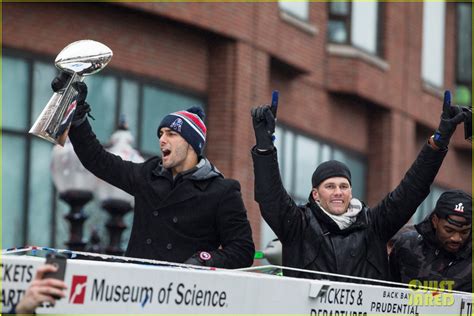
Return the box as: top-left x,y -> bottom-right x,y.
1,251 -> 471,314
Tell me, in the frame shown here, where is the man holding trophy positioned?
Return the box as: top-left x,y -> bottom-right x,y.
39,41 -> 255,269
49,72 -> 255,268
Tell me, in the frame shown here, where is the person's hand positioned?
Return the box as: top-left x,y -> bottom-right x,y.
51,71 -> 72,93
184,251 -> 214,267
184,256 -> 204,266
251,104 -> 276,151
51,72 -> 93,126
432,91 -> 468,149
15,265 -> 68,314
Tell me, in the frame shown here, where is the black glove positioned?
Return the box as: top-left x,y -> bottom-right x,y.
184,251 -> 214,267
251,104 -> 276,151
51,72 -> 93,127
51,71 -> 72,92
433,91 -> 468,149
183,256 -> 204,267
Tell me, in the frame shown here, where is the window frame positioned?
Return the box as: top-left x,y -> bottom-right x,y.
2,48 -> 49,246
421,1 -> 447,88
278,0 -> 310,22
455,2 -> 472,100
275,124 -> 367,204
410,185 -> 446,225
327,2 -> 352,46
327,2 -> 385,58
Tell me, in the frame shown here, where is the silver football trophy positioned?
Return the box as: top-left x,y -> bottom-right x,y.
29,40 -> 113,146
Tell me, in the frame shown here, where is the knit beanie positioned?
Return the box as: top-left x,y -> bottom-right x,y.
157,107 -> 207,156
311,160 -> 352,188
434,190 -> 472,223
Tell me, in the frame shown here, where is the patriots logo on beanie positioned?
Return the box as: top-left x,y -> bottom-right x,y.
157,107 -> 207,156
170,118 -> 183,132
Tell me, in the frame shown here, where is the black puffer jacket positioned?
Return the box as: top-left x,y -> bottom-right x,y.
69,120 -> 255,268
390,213 -> 472,292
252,143 -> 446,281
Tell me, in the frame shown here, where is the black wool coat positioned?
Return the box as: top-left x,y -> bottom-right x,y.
390,213 -> 472,292
252,144 -> 446,281
69,121 -> 255,268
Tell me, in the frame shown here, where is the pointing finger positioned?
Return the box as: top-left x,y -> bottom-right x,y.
442,90 -> 451,115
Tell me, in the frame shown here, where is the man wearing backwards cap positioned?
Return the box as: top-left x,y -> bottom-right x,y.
51,73 -> 254,268
390,190 -> 472,292
251,91 -> 469,281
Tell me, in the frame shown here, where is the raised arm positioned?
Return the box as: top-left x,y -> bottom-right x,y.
52,73 -> 142,195
369,91 -> 469,242
251,104 -> 307,242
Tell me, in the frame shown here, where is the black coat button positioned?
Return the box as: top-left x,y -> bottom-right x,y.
153,211 -> 159,217
146,238 -> 152,245
173,217 -> 178,223
166,243 -> 172,250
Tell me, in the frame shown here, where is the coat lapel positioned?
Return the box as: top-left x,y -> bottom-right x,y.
156,180 -> 196,210
150,165 -> 173,204
149,159 -> 214,210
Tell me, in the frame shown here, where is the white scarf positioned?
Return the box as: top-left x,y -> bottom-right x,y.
317,198 -> 363,230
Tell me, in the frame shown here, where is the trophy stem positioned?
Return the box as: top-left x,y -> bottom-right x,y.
29,73 -> 84,146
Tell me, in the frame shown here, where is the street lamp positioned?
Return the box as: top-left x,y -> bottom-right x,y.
51,138 -> 96,251
97,119 -> 144,256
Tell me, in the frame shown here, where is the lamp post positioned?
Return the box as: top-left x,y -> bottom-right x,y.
97,119 -> 144,256
51,138 -> 96,251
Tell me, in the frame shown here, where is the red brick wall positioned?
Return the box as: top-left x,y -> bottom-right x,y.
3,3 -> 209,93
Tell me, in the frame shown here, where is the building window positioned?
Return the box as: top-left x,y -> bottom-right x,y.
421,1 -> 446,88
2,51 -> 205,249
279,0 -> 309,21
275,126 -> 367,203
328,2 -> 383,56
260,125 -> 367,249
455,3 -> 472,106
327,2 -> 350,44
410,185 -> 445,224
141,85 -> 204,154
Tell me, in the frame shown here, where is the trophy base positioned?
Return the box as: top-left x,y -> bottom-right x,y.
29,130 -> 68,146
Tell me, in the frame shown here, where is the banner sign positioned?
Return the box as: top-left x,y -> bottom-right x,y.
1,252 -> 471,314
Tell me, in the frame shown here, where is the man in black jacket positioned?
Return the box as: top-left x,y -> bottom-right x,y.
250,91 -> 468,281
51,73 -> 255,269
390,190 -> 472,292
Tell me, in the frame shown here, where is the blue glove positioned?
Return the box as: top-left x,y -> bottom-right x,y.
433,91 -> 468,149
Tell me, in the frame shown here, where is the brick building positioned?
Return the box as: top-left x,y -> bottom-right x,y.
2,2 -> 471,253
